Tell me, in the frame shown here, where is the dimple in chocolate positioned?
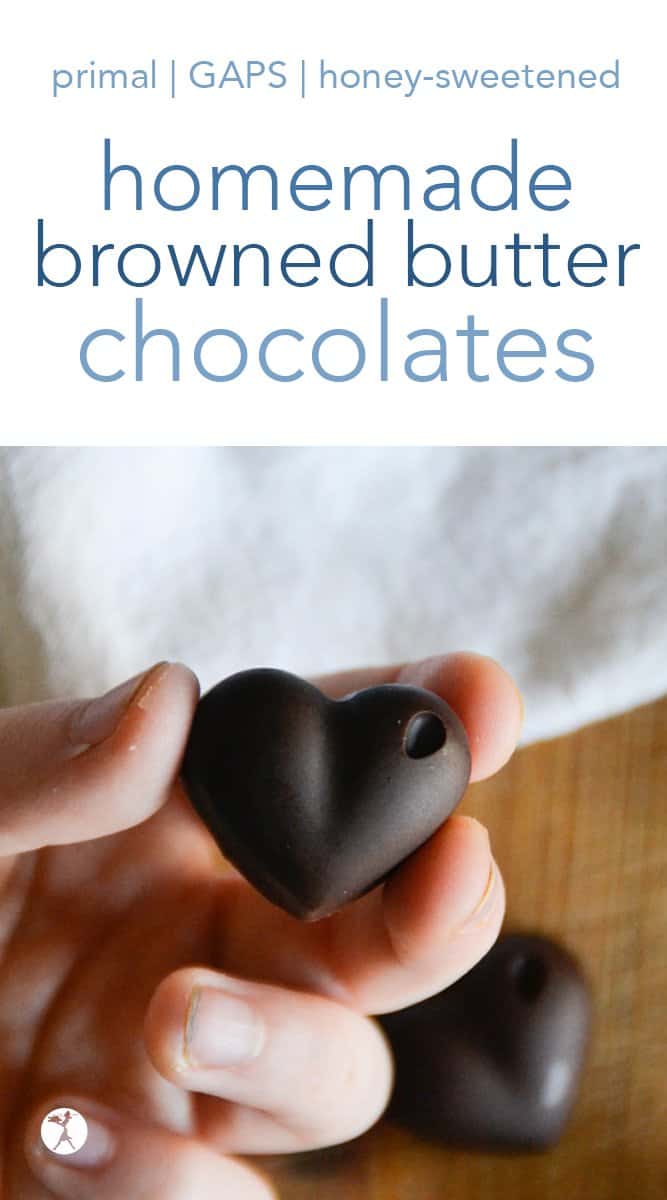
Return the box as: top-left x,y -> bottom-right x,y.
181,667 -> 471,920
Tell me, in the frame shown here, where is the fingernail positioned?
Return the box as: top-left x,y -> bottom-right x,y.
27,1100 -> 116,1174
457,857 -> 500,935
184,986 -> 265,1069
68,662 -> 170,747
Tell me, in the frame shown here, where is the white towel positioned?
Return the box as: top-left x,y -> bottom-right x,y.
0,447 -> 665,743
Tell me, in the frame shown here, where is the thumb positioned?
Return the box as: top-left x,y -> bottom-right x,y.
0,662 -> 199,856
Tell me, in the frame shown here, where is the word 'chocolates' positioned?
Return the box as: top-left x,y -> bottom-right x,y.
381,932 -> 592,1150
182,668 -> 471,920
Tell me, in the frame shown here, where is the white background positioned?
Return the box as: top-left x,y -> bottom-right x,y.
3,0 -> 664,443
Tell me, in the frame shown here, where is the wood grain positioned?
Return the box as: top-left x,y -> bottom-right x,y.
266,694 -> 667,1200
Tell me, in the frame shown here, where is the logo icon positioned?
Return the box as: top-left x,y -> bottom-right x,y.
40,1108 -> 89,1155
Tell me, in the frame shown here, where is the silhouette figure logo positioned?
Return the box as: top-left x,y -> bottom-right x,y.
40,1107 -> 89,1155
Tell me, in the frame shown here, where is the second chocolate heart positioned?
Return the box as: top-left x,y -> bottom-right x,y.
181,668 -> 471,920
380,933 -> 592,1150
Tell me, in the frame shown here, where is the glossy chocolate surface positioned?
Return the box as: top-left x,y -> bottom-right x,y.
182,668 -> 471,920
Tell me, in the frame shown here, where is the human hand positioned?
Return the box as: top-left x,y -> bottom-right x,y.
0,654 -> 522,1199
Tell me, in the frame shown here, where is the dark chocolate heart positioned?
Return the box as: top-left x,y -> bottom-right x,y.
380,933 -> 592,1150
181,668 -> 470,920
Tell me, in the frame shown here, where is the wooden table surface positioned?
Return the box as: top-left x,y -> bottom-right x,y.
266,694 -> 667,1200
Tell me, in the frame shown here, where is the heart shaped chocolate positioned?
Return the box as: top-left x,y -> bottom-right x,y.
380,933 -> 592,1150
181,668 -> 470,920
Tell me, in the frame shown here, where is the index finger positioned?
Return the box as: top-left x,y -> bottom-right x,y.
212,652 -> 521,1014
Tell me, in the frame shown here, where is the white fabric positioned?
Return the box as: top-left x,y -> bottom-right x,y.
0,447 -> 665,743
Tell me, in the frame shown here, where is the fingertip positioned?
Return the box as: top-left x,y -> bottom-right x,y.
382,814 -> 504,988
0,663 -> 202,855
146,965 -> 394,1153
398,652 -> 524,780
41,663 -> 202,846
113,661 -> 200,746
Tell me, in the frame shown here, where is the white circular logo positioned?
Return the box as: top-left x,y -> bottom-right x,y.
40,1108 -> 88,1155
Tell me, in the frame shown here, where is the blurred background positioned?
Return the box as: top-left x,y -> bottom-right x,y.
0,445 -> 665,1198
0,446 -> 665,739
